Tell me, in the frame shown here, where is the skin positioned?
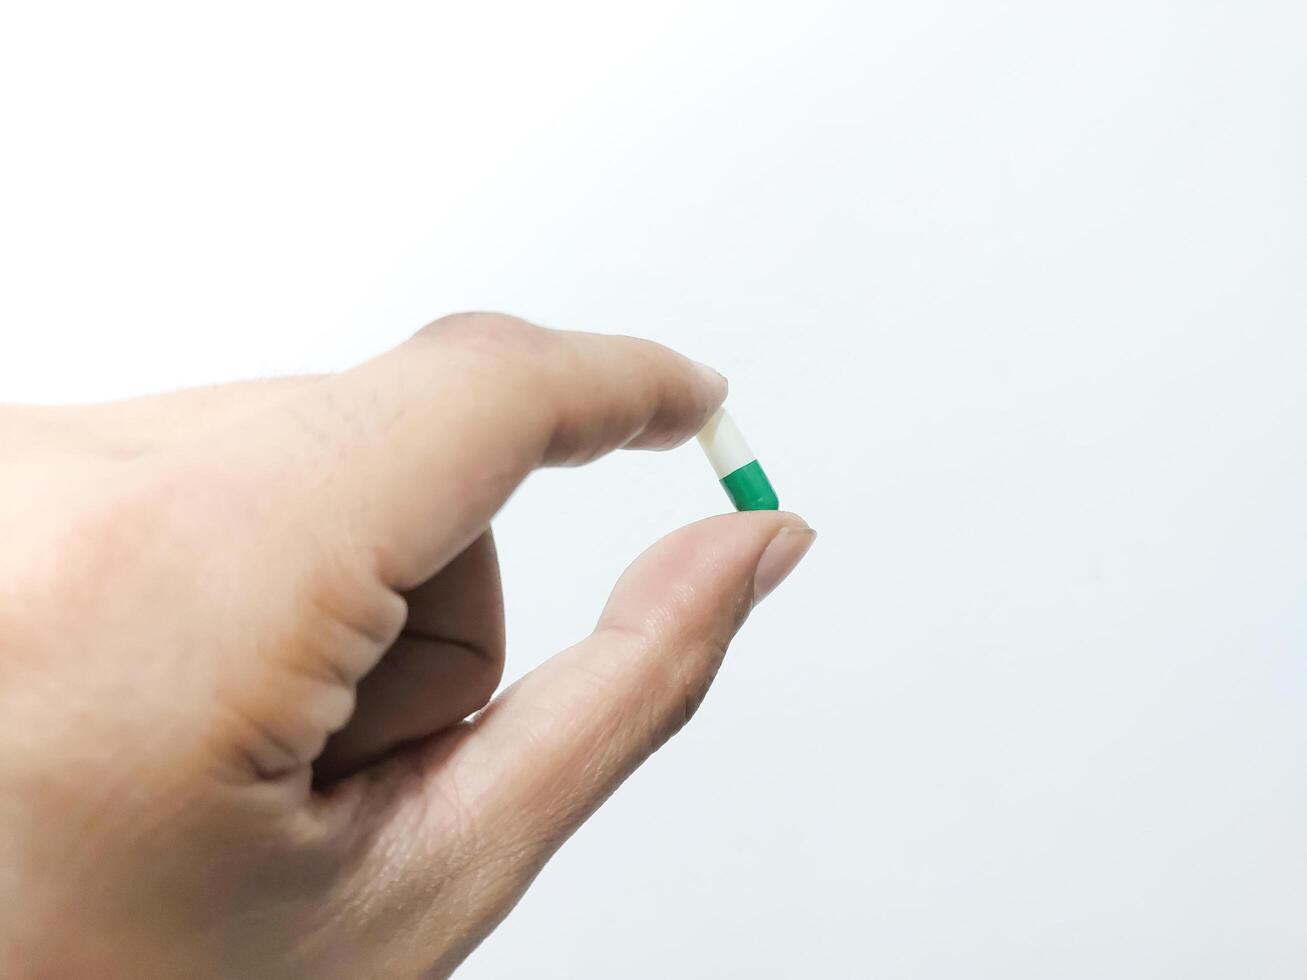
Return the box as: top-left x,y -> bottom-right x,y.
0,313 -> 814,979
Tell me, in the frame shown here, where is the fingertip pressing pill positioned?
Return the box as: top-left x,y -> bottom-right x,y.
696,407 -> 779,511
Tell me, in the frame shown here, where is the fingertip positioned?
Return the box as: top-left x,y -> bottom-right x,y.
753,525 -> 817,604
596,511 -> 811,642
690,359 -> 729,406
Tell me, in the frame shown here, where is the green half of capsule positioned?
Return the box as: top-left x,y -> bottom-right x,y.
719,459 -> 779,511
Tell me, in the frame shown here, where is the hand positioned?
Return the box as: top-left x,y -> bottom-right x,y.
0,314 -> 814,979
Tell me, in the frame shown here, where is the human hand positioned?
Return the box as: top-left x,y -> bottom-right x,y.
0,314 -> 813,979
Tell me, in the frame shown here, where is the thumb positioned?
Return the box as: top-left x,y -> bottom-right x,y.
429,511 -> 813,882
342,512 -> 814,976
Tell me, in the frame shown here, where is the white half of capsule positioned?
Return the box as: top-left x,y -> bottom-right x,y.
696,407 -> 756,478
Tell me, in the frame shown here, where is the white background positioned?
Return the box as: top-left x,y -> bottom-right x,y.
3,2 -> 1305,977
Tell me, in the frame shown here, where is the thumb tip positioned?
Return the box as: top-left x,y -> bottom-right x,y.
752,525 -> 817,605
598,511 -> 812,640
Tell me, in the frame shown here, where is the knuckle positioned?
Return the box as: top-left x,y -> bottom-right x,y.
593,624 -> 728,753
658,637 -> 728,745
415,311 -> 546,355
313,560 -> 409,661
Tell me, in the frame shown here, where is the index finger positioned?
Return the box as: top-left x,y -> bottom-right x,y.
218,313 -> 727,590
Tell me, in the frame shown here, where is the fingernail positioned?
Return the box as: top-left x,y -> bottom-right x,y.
753,526 -> 817,605
693,360 -> 729,397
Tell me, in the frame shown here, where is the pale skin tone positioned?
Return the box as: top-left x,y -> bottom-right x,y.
0,313 -> 814,979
